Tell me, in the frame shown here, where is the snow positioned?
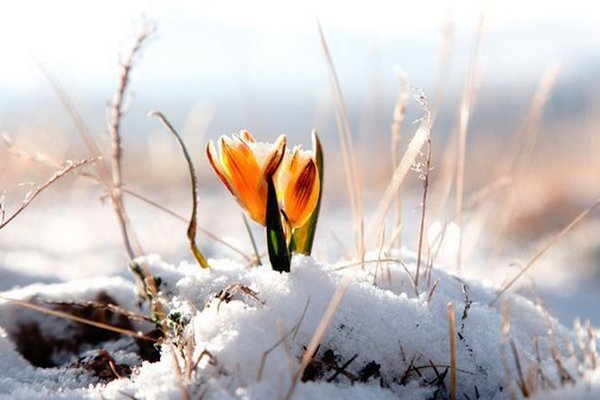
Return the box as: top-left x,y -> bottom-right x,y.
1,249 -> 598,399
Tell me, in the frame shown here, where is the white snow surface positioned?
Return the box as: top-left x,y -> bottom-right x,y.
1,253 -> 599,399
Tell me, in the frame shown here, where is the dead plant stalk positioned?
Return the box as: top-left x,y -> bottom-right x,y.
109,26 -> 155,262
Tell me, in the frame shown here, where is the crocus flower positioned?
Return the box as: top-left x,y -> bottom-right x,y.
206,130 -> 286,225
276,146 -> 320,229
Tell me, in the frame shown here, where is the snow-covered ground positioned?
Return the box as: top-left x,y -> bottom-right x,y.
1,251 -> 599,399
1,187 -> 600,399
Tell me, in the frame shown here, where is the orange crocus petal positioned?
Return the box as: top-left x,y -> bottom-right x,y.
220,136 -> 266,224
240,130 -> 255,143
284,158 -> 320,227
206,140 -> 235,195
260,135 -> 287,179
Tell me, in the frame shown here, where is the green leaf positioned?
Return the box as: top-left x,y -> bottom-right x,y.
291,130 -> 324,255
266,176 -> 290,272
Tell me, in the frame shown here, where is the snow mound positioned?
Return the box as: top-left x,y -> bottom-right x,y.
0,254 -> 597,399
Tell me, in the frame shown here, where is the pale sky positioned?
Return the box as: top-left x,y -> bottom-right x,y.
0,0 -> 598,146
0,0 -> 598,91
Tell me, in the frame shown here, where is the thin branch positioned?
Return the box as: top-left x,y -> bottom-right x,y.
0,159 -> 95,230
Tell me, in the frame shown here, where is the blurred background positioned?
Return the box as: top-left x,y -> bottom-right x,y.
1,0 -> 599,324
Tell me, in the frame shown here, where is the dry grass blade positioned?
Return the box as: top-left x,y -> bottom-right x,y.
510,339 -> 530,397
35,62 -> 111,182
498,63 -> 561,176
390,69 -> 409,249
427,279 -> 439,303
447,303 -> 457,400
491,197 -> 600,305
317,21 -> 364,259
369,122 -> 430,240
256,299 -> 310,382
334,257 -> 402,270
500,301 -> 520,400
490,64 -> 560,261
337,257 -> 417,294
587,322 -> 597,370
0,295 -> 156,341
43,298 -> 154,323
0,158 -> 95,230
284,274 -> 352,400
242,213 -> 262,266
0,190 -> 6,225
120,187 -> 250,260
430,15 -> 454,123
455,12 -> 485,273
150,111 -> 209,268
